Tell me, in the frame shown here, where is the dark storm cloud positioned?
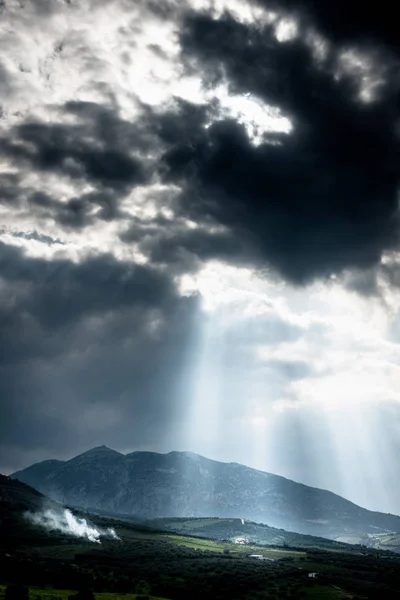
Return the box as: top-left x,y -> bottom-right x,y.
121,217 -> 252,274
149,12 -> 400,285
28,191 -> 94,230
146,227 -> 248,267
258,0 -> 399,51
3,102 -> 146,189
0,60 -> 13,104
341,267 -> 381,297
0,173 -> 23,205
0,295 -> 199,473
0,60 -> 9,85
0,241 -> 176,333
7,229 -> 65,246
0,101 -> 152,231
24,0 -> 72,15
28,189 -> 120,229
0,240 -> 201,471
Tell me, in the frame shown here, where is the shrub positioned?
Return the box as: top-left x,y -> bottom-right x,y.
68,589 -> 95,600
5,584 -> 29,600
135,581 -> 151,595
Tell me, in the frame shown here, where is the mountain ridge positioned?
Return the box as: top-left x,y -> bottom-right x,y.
16,447 -> 364,503
10,447 -> 360,498
11,447 -> 400,541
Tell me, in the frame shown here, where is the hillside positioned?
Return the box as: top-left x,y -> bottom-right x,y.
3,476 -> 400,598
0,473 -> 63,516
0,474 -> 65,549
0,474 -> 349,554
149,516 -> 365,551
11,447 -> 400,541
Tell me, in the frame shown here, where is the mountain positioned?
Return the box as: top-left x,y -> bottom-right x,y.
11,447 -> 400,541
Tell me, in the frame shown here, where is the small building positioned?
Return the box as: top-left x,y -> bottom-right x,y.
235,537 -> 249,544
248,554 -> 275,562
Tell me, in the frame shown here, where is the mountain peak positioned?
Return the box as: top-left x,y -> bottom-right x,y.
167,451 -> 201,458
94,445 -> 121,453
68,445 -> 123,461
91,445 -> 117,452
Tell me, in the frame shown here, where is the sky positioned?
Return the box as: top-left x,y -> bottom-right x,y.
1,0 -> 400,514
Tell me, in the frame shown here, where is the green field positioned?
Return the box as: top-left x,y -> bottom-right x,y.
0,584 -> 353,600
0,587 -> 170,600
161,518 -> 223,530
303,585 -> 356,599
149,516 -> 362,554
163,532 -> 305,559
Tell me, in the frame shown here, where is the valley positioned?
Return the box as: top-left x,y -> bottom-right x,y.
2,475 -> 400,599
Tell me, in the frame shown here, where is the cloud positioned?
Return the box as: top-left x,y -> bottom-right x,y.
258,0 -> 400,50
0,242 -> 177,329
5,229 -> 65,247
0,241 -> 201,470
0,101 -> 152,234
147,11 -> 400,284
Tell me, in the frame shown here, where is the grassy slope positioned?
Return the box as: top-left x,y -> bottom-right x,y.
0,587 -> 169,600
165,533 -> 304,558
0,584 -> 356,600
66,511 -> 302,554
303,586 -> 356,599
149,516 -> 360,551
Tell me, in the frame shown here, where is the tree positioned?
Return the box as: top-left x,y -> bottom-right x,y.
68,589 -> 95,600
5,584 -> 29,600
135,581 -> 151,596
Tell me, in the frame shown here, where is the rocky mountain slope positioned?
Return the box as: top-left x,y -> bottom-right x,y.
11,446 -> 400,540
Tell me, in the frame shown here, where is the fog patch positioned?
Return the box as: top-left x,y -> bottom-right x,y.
25,508 -> 120,543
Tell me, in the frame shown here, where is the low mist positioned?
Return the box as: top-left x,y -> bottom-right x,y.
25,507 -> 120,543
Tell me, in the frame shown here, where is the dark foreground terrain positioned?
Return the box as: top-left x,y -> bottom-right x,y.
2,475 -> 400,599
